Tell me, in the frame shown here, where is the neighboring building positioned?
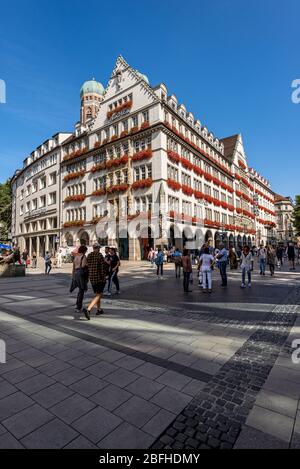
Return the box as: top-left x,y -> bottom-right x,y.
274,194 -> 295,244
11,56 -> 277,260
11,132 -> 72,256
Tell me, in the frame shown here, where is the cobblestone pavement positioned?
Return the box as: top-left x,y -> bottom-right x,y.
0,260 -> 299,448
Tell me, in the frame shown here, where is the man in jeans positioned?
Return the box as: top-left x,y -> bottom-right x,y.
172,248 -> 182,278
217,242 -> 228,287
258,244 -> 267,275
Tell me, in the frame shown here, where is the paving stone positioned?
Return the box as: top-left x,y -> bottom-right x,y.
90,384 -> 132,411
114,355 -> 146,371
143,409 -> 176,437
150,387 -> 192,414
2,404 -> 54,439
290,432 -> 300,449
21,418 -> 78,449
32,383 -> 74,409
115,395 -> 160,428
52,367 -> 88,386
181,379 -> 206,396
72,406 -> 122,444
98,422 -> 154,449
15,374 -> 55,395
50,393 -> 96,424
69,375 -> 108,397
13,349 -> 55,368
37,360 -> 72,377
255,389 -> 298,418
125,376 -> 164,400
0,432 -> 25,449
134,362 -> 166,379
98,350 -> 126,363
3,365 -> 40,384
104,368 -> 138,388
0,380 -> 18,399
86,361 -> 119,379
246,405 -> 294,443
64,435 -> 98,449
234,425 -> 289,449
0,391 -> 34,420
156,370 -> 192,391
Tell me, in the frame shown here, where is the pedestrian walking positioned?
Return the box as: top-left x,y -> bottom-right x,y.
287,242 -> 296,270
148,247 -> 155,267
56,249 -> 63,268
32,251 -> 37,269
267,245 -> 276,276
240,245 -> 253,288
82,243 -> 106,318
22,249 -> 29,267
276,246 -> 284,269
155,247 -> 164,278
182,249 -> 193,292
199,246 -> 214,293
229,247 -> 238,269
107,247 -> 120,294
71,245 -> 89,319
217,243 -> 228,287
258,244 -> 267,275
173,248 -> 182,278
44,251 -> 52,275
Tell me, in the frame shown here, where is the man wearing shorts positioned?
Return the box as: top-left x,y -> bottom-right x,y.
83,243 -> 106,319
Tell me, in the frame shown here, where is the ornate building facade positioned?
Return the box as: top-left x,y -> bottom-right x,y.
11,56 -> 277,260
274,194 -> 295,244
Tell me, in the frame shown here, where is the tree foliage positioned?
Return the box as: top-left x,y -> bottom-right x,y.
0,179 -> 12,240
292,195 -> 300,237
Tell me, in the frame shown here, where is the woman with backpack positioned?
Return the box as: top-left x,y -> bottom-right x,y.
155,248 -> 164,278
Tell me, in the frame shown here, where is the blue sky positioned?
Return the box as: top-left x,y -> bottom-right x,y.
0,0 -> 299,197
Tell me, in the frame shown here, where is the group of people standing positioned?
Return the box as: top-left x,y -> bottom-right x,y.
148,240 -> 299,293
71,244 -> 120,320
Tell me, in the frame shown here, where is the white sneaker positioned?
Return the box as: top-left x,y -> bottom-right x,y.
248,283 -> 251,288
240,283 -> 246,288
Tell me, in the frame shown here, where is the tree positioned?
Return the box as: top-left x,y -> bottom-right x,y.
292,195 -> 300,237
0,179 -> 12,241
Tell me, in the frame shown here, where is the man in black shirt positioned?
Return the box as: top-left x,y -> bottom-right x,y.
107,247 -> 120,295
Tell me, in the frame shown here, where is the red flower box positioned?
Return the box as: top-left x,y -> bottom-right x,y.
110,135 -> 118,142
64,170 -> 85,182
92,188 -> 106,196
182,185 -> 194,196
94,141 -> 101,149
194,190 -> 204,199
64,194 -> 86,203
131,178 -> 153,190
167,150 -> 181,164
132,149 -> 153,162
91,162 -> 106,173
167,179 -> 181,191
140,121 -> 150,130
181,158 -> 193,171
120,130 -> 128,138
193,165 -> 204,176
106,184 -> 129,194
106,155 -> 129,169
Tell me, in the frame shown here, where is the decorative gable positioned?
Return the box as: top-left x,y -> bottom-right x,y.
92,55 -> 158,132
